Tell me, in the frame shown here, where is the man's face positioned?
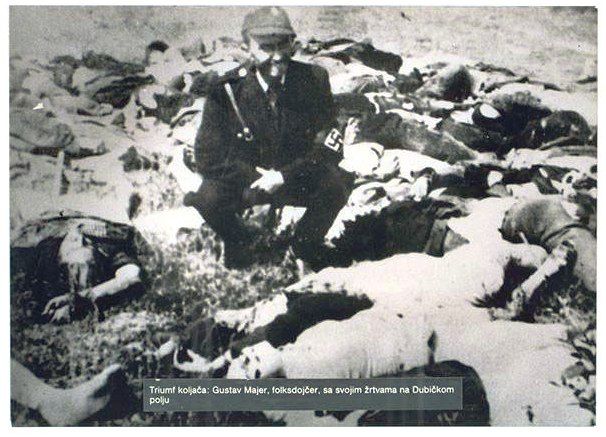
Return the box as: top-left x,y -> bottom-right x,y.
247,34 -> 294,77
59,225 -> 95,293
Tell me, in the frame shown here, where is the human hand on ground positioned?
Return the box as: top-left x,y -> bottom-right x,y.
43,294 -> 73,323
173,347 -> 213,373
343,117 -> 360,146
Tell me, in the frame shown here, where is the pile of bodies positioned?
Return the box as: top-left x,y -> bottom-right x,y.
10,36 -> 596,426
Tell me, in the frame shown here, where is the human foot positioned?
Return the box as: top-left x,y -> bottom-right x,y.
38,364 -> 124,426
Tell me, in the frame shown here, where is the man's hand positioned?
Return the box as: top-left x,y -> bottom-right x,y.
250,167 -> 284,194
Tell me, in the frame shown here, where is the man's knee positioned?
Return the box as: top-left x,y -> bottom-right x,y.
316,170 -> 353,206
184,180 -> 229,215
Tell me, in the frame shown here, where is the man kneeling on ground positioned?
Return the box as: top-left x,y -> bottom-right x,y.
186,6 -> 352,270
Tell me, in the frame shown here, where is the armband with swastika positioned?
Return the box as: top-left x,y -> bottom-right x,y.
323,128 -> 344,153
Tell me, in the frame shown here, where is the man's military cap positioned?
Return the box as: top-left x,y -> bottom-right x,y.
242,6 -> 296,38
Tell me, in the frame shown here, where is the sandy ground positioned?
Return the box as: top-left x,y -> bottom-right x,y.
10,6 -> 596,87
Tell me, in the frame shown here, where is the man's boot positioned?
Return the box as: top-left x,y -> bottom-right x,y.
223,238 -> 255,270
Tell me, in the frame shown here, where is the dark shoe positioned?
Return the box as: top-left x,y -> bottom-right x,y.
291,236 -> 349,272
223,240 -> 254,270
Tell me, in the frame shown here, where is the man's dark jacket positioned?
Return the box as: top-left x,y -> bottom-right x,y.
194,60 -> 341,188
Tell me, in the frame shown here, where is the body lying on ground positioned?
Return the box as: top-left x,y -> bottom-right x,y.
11,211 -> 145,323
166,226 -> 588,425
500,198 -> 596,294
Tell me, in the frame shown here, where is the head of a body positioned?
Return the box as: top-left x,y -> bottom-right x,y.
59,222 -> 95,294
144,40 -> 170,66
241,6 -> 296,78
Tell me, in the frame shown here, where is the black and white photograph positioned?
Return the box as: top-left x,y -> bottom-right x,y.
8,3 -> 597,427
